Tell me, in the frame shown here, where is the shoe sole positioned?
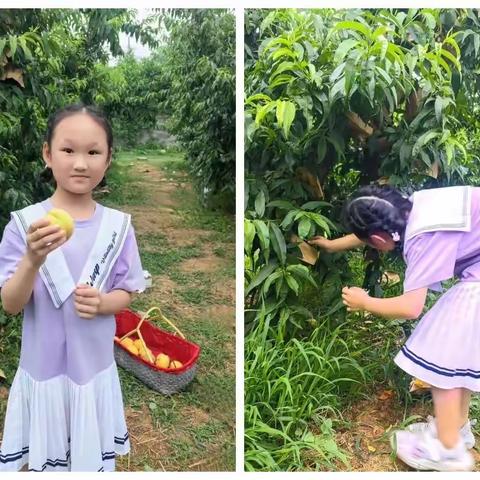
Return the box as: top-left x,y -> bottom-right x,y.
390,433 -> 475,472
396,452 -> 474,472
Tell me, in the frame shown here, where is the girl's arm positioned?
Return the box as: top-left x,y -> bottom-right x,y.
342,287 -> 428,320
99,289 -> 132,315
308,233 -> 365,252
1,256 -> 42,314
1,219 -> 65,315
74,284 -> 132,319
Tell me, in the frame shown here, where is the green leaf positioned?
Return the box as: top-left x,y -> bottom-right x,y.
259,11 -> 276,35
277,101 -> 296,139
0,38 -> 6,57
421,12 -> 436,30
440,48 -> 460,70
280,210 -> 297,230
255,101 -> 276,125
255,190 -> 266,218
287,264 -> 317,286
271,48 -> 297,61
276,100 -> 286,127
269,74 -> 293,89
412,131 -> 440,156
245,261 -> 278,295
375,66 -> 393,88
245,93 -> 272,105
8,35 -> 17,58
445,142 -> 454,165
298,217 -> 311,239
443,35 -> 461,58
269,222 -> 287,265
334,38 -> 358,63
18,36 -> 32,60
254,219 -> 270,262
269,61 -> 296,79
316,136 -> 327,163
244,219 -> 256,254
330,77 -> 346,102
309,214 -> 332,235
285,274 -> 299,295
434,96 -> 444,124
330,62 -> 345,83
262,270 -> 283,296
335,20 -> 371,39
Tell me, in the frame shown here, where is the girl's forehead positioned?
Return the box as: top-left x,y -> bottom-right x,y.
52,114 -> 107,142
55,113 -> 100,130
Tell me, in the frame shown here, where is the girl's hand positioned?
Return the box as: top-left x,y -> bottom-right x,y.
342,286 -> 370,312
26,218 -> 67,268
307,236 -> 333,252
74,284 -> 102,319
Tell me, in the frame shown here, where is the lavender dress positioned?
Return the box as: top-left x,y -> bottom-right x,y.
0,199 -> 145,471
395,187 -> 480,390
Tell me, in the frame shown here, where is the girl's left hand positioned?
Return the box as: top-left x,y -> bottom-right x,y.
342,286 -> 370,312
74,284 -> 102,319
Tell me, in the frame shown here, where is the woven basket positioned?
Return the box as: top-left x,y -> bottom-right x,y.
114,307 -> 200,395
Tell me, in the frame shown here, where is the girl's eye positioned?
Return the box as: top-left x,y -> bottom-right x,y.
62,148 -> 73,154
89,150 -> 100,155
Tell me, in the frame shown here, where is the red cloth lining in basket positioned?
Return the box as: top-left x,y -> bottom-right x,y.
115,309 -> 200,375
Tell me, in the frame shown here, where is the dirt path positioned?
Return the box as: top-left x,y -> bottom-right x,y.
335,388 -> 480,471
104,153 -> 235,471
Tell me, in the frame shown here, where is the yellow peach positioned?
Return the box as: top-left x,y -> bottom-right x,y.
155,353 -> 170,369
45,208 -> 74,240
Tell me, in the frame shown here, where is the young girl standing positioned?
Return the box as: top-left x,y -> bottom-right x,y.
309,184 -> 479,472
0,104 -> 145,471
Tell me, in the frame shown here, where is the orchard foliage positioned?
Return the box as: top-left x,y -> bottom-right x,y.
160,10 -> 236,207
245,8 -> 480,471
0,9 -> 158,228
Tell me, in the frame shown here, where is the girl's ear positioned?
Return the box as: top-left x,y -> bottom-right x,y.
42,142 -> 52,168
106,149 -> 113,169
368,231 -> 395,251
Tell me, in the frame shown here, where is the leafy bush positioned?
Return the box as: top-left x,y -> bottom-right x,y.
160,10 -> 236,209
245,8 -> 480,471
0,9 -> 157,229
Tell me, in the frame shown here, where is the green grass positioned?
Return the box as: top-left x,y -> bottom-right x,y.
178,286 -> 215,305
98,160 -> 150,207
139,245 -> 202,276
110,150 -> 235,471
244,245 -> 477,472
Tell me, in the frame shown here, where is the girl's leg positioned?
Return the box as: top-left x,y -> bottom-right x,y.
460,388 -> 471,427
431,387 -> 462,448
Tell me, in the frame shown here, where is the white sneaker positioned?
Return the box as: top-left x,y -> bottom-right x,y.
391,428 -> 474,471
407,416 -> 476,449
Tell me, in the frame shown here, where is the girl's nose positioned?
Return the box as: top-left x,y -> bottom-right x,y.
73,155 -> 88,170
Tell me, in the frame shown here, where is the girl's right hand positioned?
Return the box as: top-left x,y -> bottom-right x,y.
307,236 -> 334,252
25,218 -> 67,268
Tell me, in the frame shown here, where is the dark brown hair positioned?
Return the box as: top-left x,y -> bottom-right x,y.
45,103 -> 113,152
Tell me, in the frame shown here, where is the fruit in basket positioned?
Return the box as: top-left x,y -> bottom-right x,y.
155,353 -> 170,369
45,208 -> 74,240
133,339 -> 143,350
125,344 -> 139,356
170,360 -> 183,369
139,345 -> 154,363
120,337 -> 135,348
